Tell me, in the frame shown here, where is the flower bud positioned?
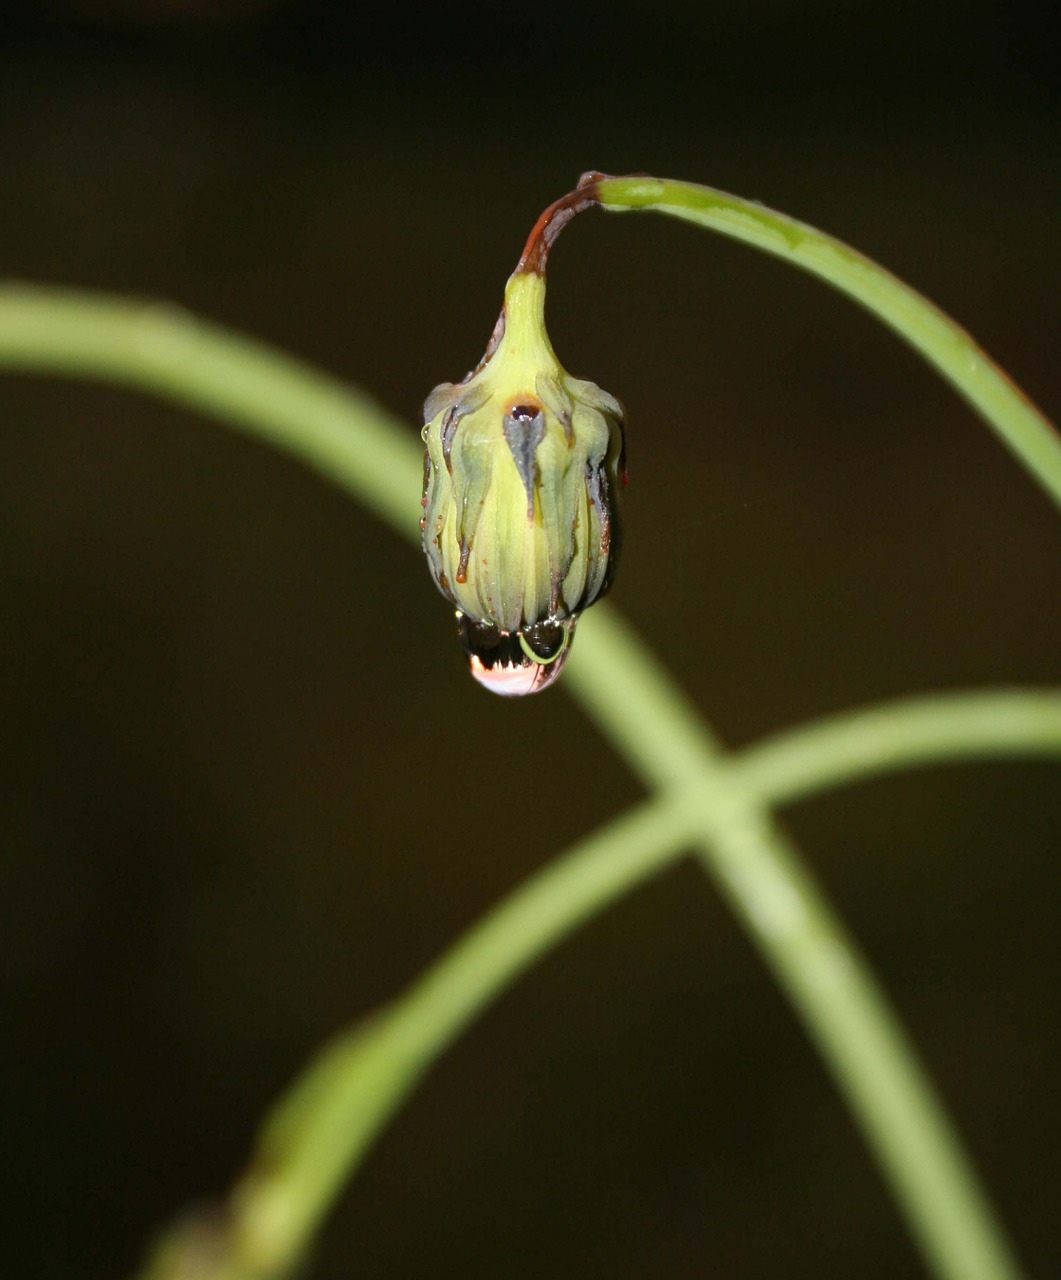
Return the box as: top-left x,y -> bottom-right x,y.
421,270 -> 626,694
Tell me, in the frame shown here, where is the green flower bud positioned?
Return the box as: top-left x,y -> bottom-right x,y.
421,270 -> 626,695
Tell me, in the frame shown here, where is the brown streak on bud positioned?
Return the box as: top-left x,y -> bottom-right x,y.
440,404 -> 462,474
474,308 -> 508,374
456,538 -> 472,584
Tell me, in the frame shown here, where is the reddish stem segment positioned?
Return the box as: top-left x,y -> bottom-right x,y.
515,171 -> 609,275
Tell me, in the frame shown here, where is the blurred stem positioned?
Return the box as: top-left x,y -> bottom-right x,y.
2,261 -> 1055,1280
567,611 -> 1035,1280
142,794 -> 700,1280
0,284 -> 420,528
735,686 -> 1061,802
140,682 -> 1061,1280
597,175 -> 1061,516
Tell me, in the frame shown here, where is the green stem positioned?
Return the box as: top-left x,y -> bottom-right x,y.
735,686 -> 1061,803
1,268 -> 1051,1280
141,685 -> 1061,1280
217,796 -> 697,1279
0,284 -> 420,529
597,175 -> 1061,515
566,609 -> 1027,1280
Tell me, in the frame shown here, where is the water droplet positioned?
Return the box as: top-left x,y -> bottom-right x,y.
456,613 -> 576,696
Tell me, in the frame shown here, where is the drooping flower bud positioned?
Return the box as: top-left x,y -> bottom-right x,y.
421,267 -> 626,695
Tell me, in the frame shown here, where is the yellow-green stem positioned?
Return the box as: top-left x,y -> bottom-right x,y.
140,685 -> 1061,1279
597,175 -> 1061,515
2,204 -> 1053,1280
567,610 -> 1028,1280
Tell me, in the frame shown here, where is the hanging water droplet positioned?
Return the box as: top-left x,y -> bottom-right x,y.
456,612 -> 576,696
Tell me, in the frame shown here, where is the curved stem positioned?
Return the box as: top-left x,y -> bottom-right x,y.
0,284 -> 420,529
141,795 -> 698,1280
141,684 -> 1061,1280
735,686 -> 1061,804
514,170 -> 604,275
597,175 -> 1061,515
1,280 -> 1048,1280
566,608 -> 1028,1280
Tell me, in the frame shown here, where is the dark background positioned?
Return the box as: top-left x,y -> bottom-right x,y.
1,3 -> 1059,1277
